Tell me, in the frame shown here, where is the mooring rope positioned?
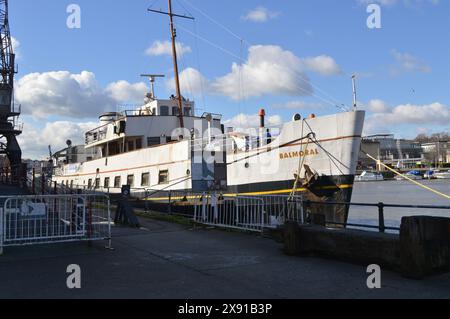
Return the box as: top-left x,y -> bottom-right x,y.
362,151 -> 450,200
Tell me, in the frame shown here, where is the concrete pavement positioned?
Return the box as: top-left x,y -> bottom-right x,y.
0,217 -> 449,299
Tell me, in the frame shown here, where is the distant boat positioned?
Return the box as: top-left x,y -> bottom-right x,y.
424,170 -> 437,180
395,171 -> 423,181
355,171 -> 384,182
434,170 -> 450,180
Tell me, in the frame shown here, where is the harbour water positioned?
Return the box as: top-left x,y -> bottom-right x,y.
349,180 -> 450,230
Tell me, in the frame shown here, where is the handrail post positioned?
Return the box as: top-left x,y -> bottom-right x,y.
378,202 -> 386,233
168,190 -> 172,215
32,168 -> 36,195
302,200 -> 311,224
41,175 -> 45,195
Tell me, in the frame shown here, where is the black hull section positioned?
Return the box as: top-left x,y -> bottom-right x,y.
134,175 -> 356,226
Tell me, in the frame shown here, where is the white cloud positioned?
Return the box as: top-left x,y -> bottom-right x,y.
211,45 -> 313,100
224,113 -> 283,133
19,121 -> 97,160
166,67 -> 209,96
367,99 -> 390,113
272,101 -> 323,110
15,71 -> 147,120
165,45 -> 341,101
364,100 -> 450,135
391,50 -> 431,74
146,40 -> 192,57
301,55 -> 342,76
242,7 -> 280,23
106,80 -> 147,102
11,37 -> 20,58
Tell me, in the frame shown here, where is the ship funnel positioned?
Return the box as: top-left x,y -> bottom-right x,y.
259,109 -> 266,128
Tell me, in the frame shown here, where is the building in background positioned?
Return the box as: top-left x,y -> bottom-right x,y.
360,135 -> 424,170
421,141 -> 450,167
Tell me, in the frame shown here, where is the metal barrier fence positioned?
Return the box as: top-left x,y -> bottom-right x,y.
193,194 -> 304,233
304,200 -> 450,233
0,194 -> 112,255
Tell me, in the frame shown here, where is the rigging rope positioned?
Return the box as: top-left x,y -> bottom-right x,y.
176,1 -> 349,112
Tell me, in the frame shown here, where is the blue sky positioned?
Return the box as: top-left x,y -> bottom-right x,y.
9,0 -> 450,158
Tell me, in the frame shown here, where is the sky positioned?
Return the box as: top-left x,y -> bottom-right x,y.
9,0 -> 450,159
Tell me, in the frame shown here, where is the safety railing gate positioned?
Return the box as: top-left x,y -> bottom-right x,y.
0,194 -> 112,255
193,194 -> 304,233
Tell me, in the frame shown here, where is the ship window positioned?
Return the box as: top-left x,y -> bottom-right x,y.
136,139 -> 142,150
172,107 -> 180,116
152,108 -> 156,115
141,173 -> 150,187
70,181 -> 74,189
160,106 -> 169,116
104,177 -> 110,189
184,107 -> 191,116
128,140 -> 135,152
147,137 -> 160,147
95,178 -> 100,189
158,170 -> 169,184
127,174 -> 135,187
88,179 -> 92,189
114,176 -> 121,188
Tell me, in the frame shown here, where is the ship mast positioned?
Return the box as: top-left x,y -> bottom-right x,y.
148,0 -> 194,129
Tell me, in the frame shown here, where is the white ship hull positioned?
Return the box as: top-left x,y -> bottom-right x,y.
53,111 -> 365,224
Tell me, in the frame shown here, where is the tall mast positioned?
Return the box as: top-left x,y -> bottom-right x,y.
148,1 -> 194,130
168,0 -> 184,128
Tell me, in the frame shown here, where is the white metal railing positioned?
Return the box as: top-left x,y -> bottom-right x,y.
0,194 -> 112,255
193,194 -> 304,233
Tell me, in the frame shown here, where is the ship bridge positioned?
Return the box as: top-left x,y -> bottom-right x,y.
84,97 -> 222,160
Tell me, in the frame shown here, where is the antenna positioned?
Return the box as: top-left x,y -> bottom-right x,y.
352,74 -> 357,111
148,0 -> 195,129
140,74 -> 165,99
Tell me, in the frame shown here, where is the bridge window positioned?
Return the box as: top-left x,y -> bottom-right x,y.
88,179 -> 92,189
184,107 -> 192,116
136,138 -> 142,150
147,137 -> 160,147
160,106 -> 169,116
141,173 -> 150,187
158,170 -> 169,185
114,176 -> 121,188
104,177 -> 110,189
127,174 -> 135,187
172,107 -> 180,116
95,178 -> 101,189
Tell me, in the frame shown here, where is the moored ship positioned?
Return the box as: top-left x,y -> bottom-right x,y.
52,1 -> 366,226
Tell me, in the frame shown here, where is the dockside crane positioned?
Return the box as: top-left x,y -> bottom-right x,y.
0,0 -> 22,181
